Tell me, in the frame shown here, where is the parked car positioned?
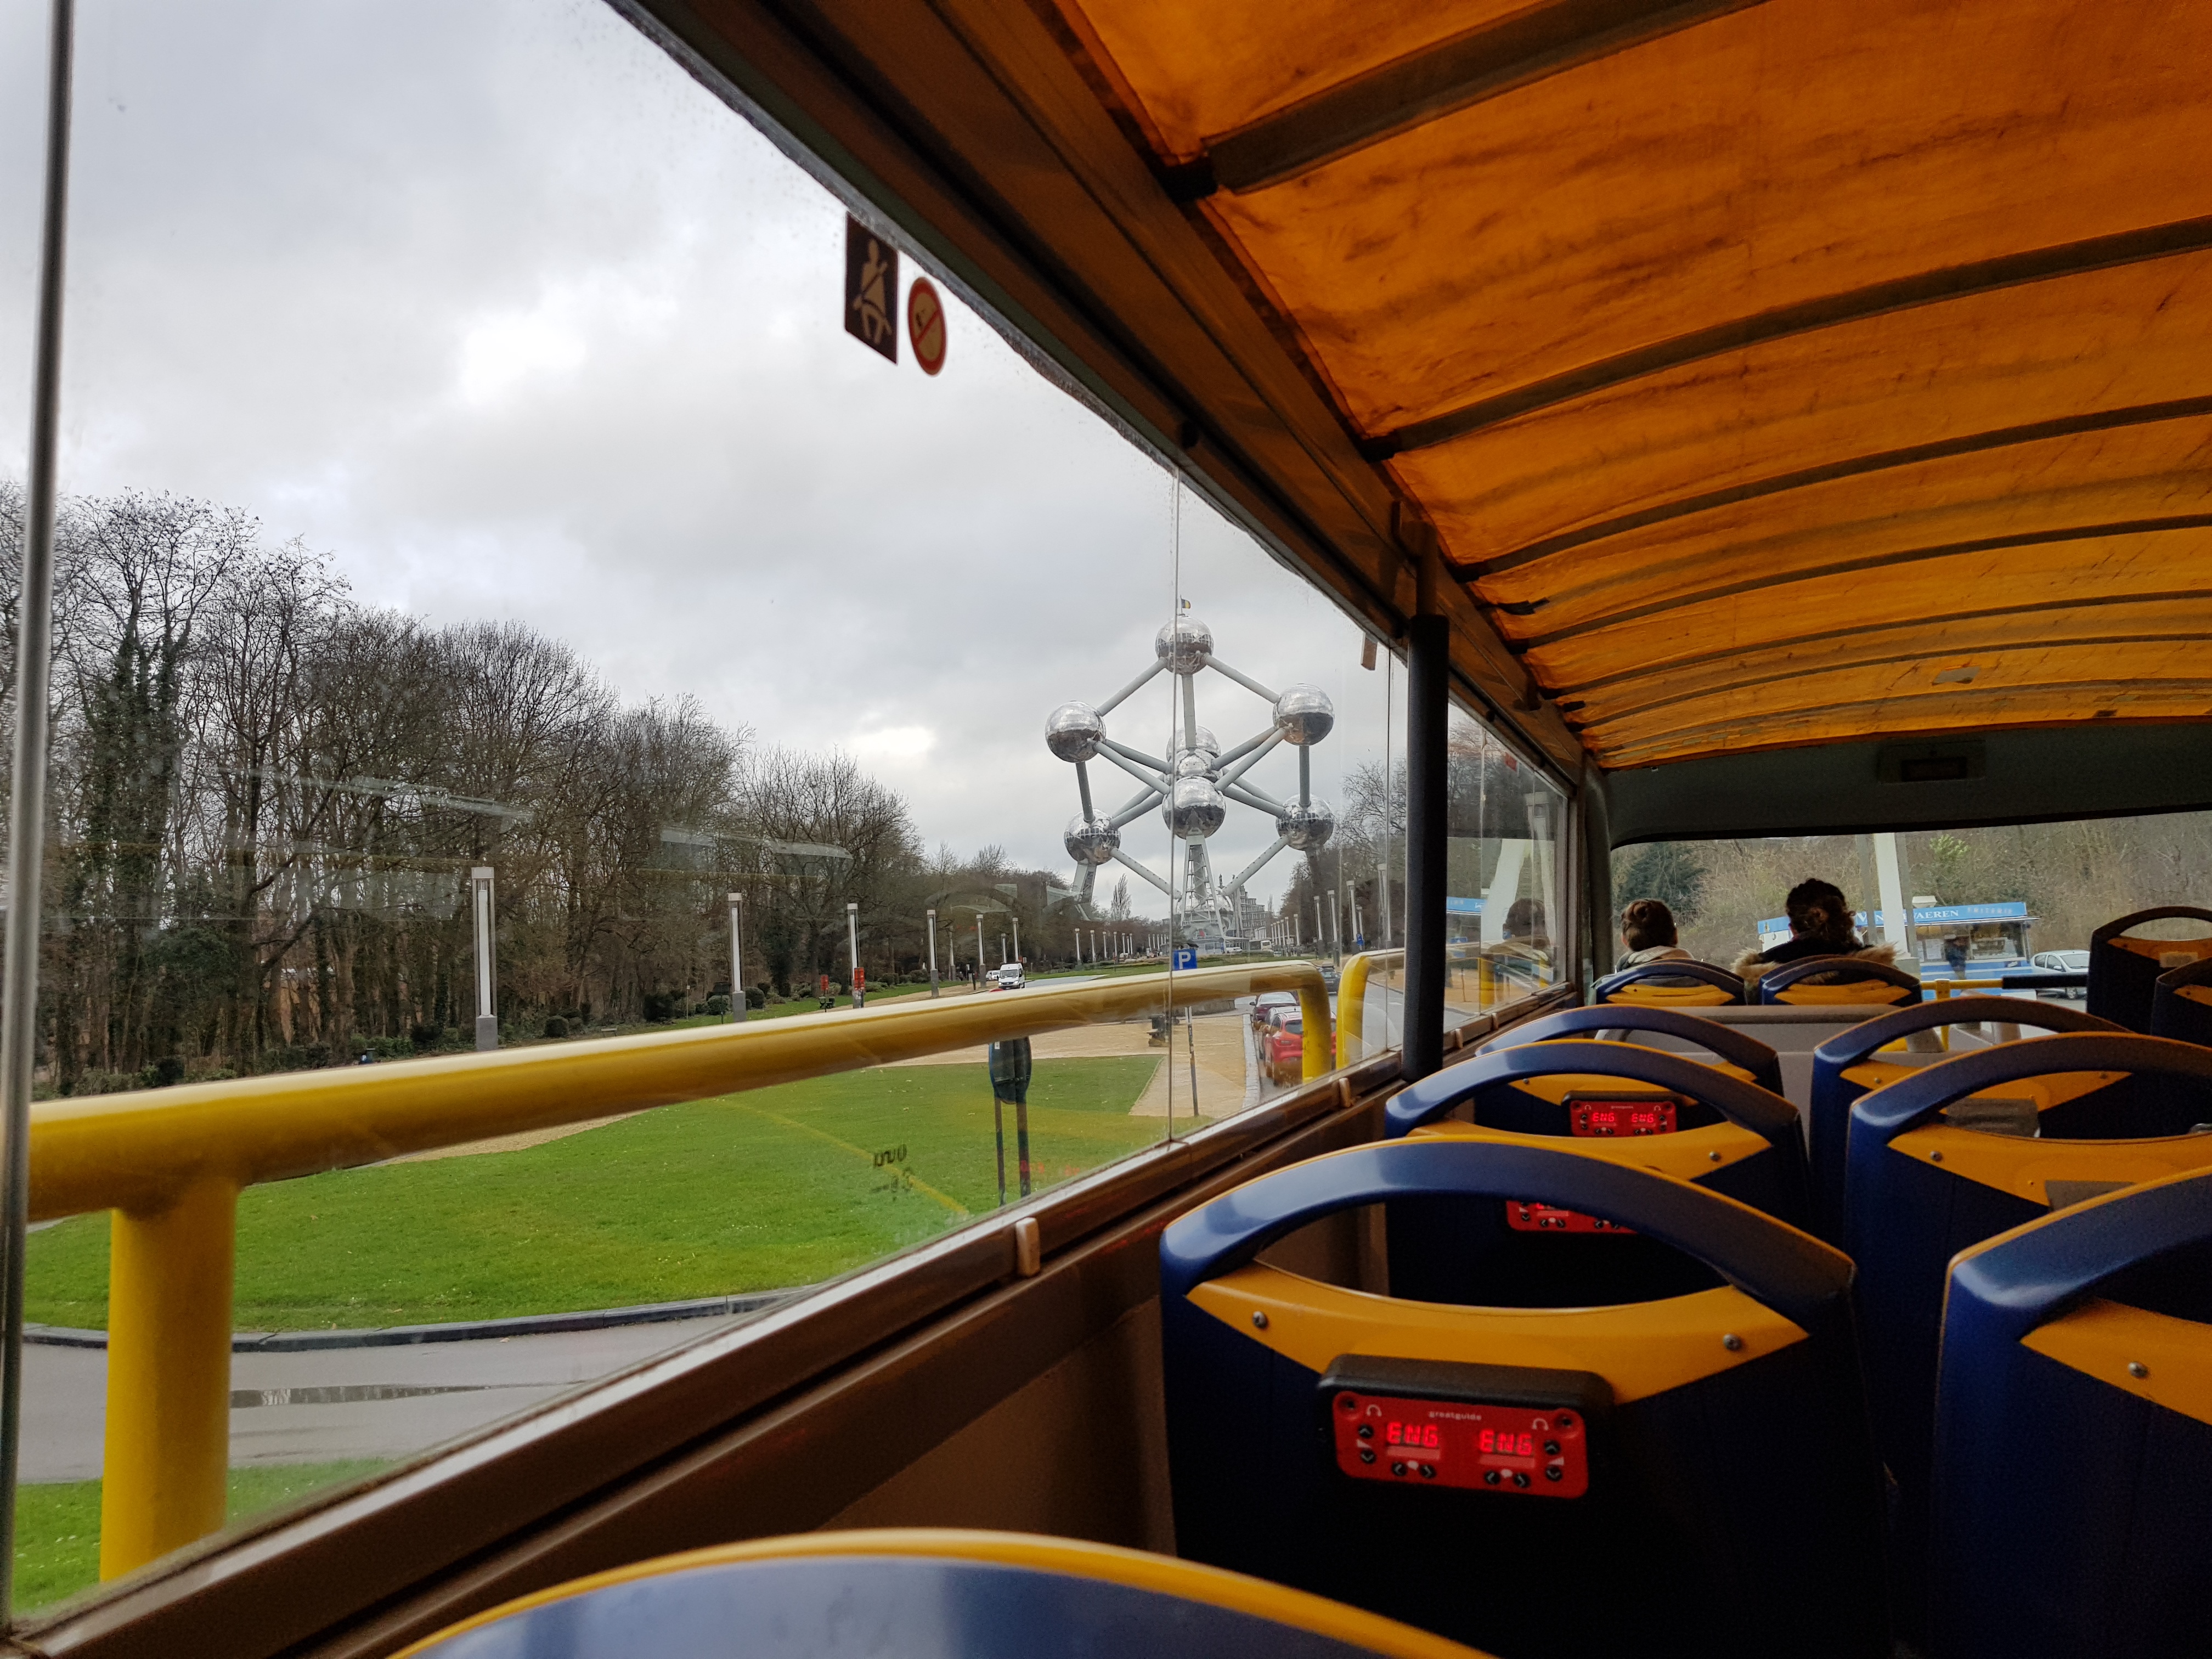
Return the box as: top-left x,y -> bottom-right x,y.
2031,949 -> 2090,998
1261,1014 -> 1304,1085
1249,990 -> 1299,1034
991,963 -> 1026,990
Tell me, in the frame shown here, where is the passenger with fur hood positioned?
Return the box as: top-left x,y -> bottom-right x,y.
1731,878 -> 1899,985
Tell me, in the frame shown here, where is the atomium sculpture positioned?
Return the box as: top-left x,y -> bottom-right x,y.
1047,614 -> 1333,950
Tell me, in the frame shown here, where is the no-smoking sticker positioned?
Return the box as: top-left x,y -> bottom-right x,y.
908,277 -> 947,376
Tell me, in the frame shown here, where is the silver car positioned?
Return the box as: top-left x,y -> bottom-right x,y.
2032,949 -> 2089,999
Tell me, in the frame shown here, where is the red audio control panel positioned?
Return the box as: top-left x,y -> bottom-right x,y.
1507,1093 -> 1686,1233
1571,1096 -> 1679,1137
1331,1390 -> 1589,1497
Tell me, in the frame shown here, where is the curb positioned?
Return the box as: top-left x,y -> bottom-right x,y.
25,1287 -> 808,1353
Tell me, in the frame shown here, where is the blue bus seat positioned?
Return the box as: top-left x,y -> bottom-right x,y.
1159,1139 -> 1887,1659
1588,960 -> 1745,1007
1806,998 -> 2121,1245
397,1530 -> 1487,1658
1844,1034 -> 2212,1633
1932,1168 -> 2212,1659
1391,1036 -> 1805,1212
2087,906 -> 2212,1031
1476,1003 -> 1785,1097
2149,953 -> 2212,1047
1757,953 -> 1923,1007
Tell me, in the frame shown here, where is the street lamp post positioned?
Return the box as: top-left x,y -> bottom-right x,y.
727,891 -> 746,1022
846,901 -> 863,1008
471,866 -> 498,1051
975,912 -> 985,991
926,907 -> 940,998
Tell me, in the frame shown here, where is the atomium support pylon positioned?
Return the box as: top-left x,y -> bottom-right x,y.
1046,613 -> 1333,953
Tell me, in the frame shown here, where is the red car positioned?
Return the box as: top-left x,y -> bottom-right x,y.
1261,1014 -> 1304,1085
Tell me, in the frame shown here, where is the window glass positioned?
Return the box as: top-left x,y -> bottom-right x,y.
1444,707 -> 1566,1026
4,0 -> 1384,1610
1611,814 -> 2212,984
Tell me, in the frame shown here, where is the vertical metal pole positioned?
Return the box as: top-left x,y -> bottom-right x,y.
727,892 -> 746,1021
1403,614 -> 1449,1081
1380,650 -> 1395,946
846,901 -> 861,1007
0,0 -> 75,1615
926,907 -> 940,998
992,1094 -> 1007,1205
975,914 -> 984,989
471,867 -> 497,1050
1012,916 -> 1021,965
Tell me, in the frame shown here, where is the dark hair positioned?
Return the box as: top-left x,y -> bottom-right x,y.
1504,898 -> 1545,941
1620,898 -> 1677,951
1785,879 -> 1858,946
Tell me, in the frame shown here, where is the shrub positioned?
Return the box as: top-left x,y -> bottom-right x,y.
703,994 -> 730,1015
641,991 -> 680,1024
745,986 -> 766,1010
543,1015 -> 569,1039
410,1023 -> 442,1052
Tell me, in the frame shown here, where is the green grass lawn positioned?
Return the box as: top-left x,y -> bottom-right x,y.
15,1462 -> 388,1615
26,1056 -> 1169,1331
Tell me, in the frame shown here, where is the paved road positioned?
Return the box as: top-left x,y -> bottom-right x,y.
21,1313 -> 747,1482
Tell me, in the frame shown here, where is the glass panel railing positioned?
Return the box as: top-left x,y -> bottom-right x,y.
3,0 -> 1314,1611
1446,706 -> 1566,1026
1613,814 -> 2212,990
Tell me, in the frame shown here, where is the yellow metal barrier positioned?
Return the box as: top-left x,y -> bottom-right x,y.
30,961 -> 1330,1578
1336,950 -> 1398,1067
1336,945 -> 1510,1067
1927,976 -> 2005,1048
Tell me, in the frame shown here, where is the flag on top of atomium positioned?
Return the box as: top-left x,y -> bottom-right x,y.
1046,613 -> 1333,952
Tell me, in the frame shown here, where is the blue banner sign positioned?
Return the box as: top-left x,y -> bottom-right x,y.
1445,897 -> 1486,915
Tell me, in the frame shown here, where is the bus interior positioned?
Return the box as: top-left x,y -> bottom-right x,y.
3,2 -> 2211,1658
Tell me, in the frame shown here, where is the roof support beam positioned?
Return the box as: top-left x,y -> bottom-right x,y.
1557,586 -> 2212,703
1367,217 -> 2212,458
1182,0 -> 1766,198
1572,630 -> 2212,735
1499,511 -> 2212,652
1460,398 -> 2212,584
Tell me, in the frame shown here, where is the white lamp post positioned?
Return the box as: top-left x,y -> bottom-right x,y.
847,901 -> 863,1008
727,891 -> 746,1023
470,866 -> 497,1051
927,907 -> 940,998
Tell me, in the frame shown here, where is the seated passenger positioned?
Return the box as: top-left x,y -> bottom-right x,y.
1731,877 -> 1898,984
1616,896 -> 1694,971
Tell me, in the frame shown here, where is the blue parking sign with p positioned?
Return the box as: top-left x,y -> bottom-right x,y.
1172,947 -> 1198,970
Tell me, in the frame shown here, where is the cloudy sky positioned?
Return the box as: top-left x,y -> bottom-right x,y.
0,0 -> 1403,906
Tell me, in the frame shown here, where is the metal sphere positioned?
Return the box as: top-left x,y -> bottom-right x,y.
1172,749 -> 1216,780
1161,776 -> 1227,841
1154,616 -> 1214,674
1063,814 -> 1120,866
1045,701 -> 1104,763
1273,684 -> 1335,746
1276,800 -> 1336,852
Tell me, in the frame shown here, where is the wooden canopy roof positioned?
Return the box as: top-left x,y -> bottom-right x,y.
647,0 -> 2212,791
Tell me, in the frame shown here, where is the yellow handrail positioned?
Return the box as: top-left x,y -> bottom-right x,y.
1336,944 -> 1510,1066
31,961 -> 1330,1578
1336,950 -> 1399,1067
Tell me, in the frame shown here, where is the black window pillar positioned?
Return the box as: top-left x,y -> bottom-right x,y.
1401,612 -> 1448,1081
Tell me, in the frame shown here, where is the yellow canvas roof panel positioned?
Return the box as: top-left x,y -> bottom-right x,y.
1039,0 -> 2212,765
